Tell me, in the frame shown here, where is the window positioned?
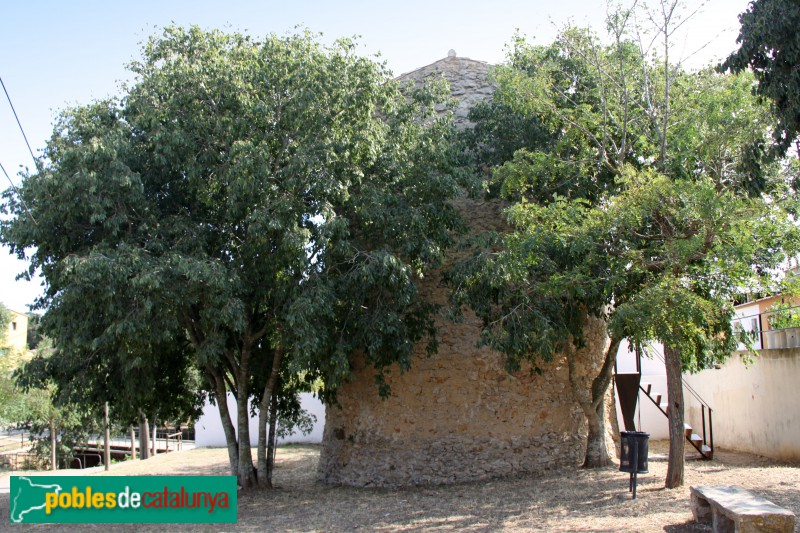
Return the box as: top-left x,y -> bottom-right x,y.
11,322 -> 16,331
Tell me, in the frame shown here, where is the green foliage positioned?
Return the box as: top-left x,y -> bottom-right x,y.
25,313 -> 43,351
720,0 -> 800,157
597,169 -> 795,370
1,26 -> 467,483
484,28 -> 655,204
0,338 -> 94,469
665,69 -> 780,194
454,19 -> 799,379
766,301 -> 800,330
9,383 -> 95,469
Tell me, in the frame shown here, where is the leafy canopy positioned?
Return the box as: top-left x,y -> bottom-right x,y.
455,25 -> 798,374
720,0 -> 800,157
1,26 -> 469,433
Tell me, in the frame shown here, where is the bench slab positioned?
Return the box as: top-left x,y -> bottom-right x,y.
691,485 -> 795,533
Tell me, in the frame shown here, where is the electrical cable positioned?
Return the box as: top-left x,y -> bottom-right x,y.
0,75 -> 39,225
0,76 -> 38,169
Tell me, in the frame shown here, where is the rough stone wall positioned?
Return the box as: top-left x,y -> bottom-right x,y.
318,54 -> 619,487
395,51 -> 494,128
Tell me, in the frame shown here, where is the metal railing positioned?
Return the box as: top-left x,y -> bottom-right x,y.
732,304 -> 800,351
648,347 -> 714,455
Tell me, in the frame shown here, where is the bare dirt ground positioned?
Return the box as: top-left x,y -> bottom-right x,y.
2,440 -> 798,532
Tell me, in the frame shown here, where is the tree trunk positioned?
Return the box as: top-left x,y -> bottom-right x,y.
567,334 -> 621,468
140,415 -> 150,460
586,337 -> 621,467
266,384 -> 279,484
257,350 -> 283,488
583,401 -> 610,468
130,426 -> 137,460
567,350 -> 611,467
233,343 -> 257,490
257,405 -> 271,488
104,402 -> 111,471
209,368 -> 239,477
236,383 -> 257,489
664,344 -> 685,488
49,417 -> 56,471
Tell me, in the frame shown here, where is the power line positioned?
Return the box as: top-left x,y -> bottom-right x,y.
0,75 -> 38,225
0,76 -> 38,169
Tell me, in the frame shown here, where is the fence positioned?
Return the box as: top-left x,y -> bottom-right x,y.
732,304 -> 800,351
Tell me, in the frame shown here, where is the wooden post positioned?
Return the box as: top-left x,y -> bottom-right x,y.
103,402 -> 110,471
140,415 -> 150,460
49,417 -> 57,471
151,418 -> 157,457
129,426 -> 137,460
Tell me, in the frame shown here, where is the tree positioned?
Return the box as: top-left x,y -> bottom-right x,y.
596,168 -> 796,487
2,27 -> 466,489
456,5 -> 797,483
720,0 -> 800,157
456,20 -> 658,469
25,313 -> 43,351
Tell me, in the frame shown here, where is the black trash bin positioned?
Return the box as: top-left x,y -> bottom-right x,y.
619,431 -> 649,498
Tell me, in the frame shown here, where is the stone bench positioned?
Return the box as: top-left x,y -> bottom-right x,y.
690,485 -> 796,532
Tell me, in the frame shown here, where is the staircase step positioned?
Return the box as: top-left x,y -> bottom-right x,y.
642,383 -> 652,395
659,402 -> 668,413
655,394 -> 662,405
700,445 -> 713,459
684,423 -> 693,437
689,433 -> 703,445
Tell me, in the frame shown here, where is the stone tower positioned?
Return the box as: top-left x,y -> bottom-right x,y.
317,53 -> 618,487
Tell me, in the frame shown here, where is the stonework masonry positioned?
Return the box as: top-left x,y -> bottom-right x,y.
395,53 -> 495,128
318,54 -> 619,487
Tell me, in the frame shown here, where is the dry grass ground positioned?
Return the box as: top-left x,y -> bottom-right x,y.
2,441 -> 798,532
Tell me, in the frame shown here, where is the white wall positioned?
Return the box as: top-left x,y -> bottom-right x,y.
684,348 -> 800,462
194,392 -> 326,447
614,341 -> 669,439
733,302 -> 762,351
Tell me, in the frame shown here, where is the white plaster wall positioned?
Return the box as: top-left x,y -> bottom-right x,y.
614,341 -> 669,440
684,348 -> 800,462
733,302 -> 762,350
194,392 -> 326,447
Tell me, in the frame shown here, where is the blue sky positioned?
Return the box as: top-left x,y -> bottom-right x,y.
1,0 -> 751,312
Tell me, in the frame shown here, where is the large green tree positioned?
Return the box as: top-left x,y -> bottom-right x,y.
720,0 -> 800,157
455,8 -> 797,484
2,27 -> 467,489
456,21 -> 658,469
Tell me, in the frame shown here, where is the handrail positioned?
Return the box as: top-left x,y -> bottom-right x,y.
731,304 -> 800,350
644,345 -> 710,409
733,303 -> 800,323
634,346 -> 714,457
